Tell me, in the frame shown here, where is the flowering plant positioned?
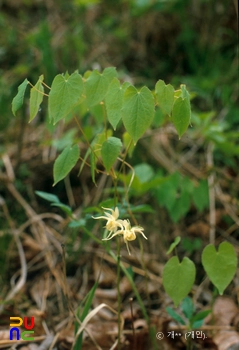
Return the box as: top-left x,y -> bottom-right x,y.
93,207 -> 147,254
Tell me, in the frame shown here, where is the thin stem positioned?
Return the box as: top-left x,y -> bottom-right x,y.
129,298 -> 136,347
74,115 -> 102,164
61,244 -> 68,296
28,81 -> 49,97
42,81 -> 51,89
74,115 -> 93,151
82,227 -> 103,245
117,157 -> 135,196
118,138 -> 133,173
78,155 -> 106,174
117,239 -> 121,350
73,115 -> 106,172
138,238 -> 150,316
207,142 -> 216,245
110,250 -> 149,323
186,335 -> 192,350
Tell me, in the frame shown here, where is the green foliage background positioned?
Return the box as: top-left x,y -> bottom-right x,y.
0,0 -> 238,251
0,0 -> 238,328
0,0 -> 237,128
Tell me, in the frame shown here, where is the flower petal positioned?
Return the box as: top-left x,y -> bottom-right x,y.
125,241 -> 131,255
92,215 -> 108,220
132,226 -> 148,240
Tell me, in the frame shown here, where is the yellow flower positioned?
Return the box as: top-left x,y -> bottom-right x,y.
93,207 -> 147,255
103,219 -> 147,255
92,207 -> 122,235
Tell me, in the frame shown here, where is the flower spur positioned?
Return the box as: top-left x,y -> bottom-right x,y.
92,207 -> 123,237
102,219 -> 147,255
93,206 -> 147,255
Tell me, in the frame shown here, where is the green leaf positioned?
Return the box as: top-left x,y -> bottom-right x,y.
29,75 -> 44,122
134,163 -> 154,187
118,168 -> 164,197
12,79 -> 29,116
105,78 -> 123,130
53,144 -> 80,186
83,70 -> 92,79
170,187 -> 191,223
35,191 -> 60,203
170,177 -> 193,222
166,236 -> 181,255
181,176 -> 194,194
129,204 -> 154,214
89,103 -> 104,124
85,67 -> 117,107
166,307 -> 186,325
68,218 -> 86,228
192,180 -> 209,212
163,256 -> 196,306
122,81 -> 131,92
102,67 -> 117,84
98,198 -> 117,210
172,96 -> 191,138
49,72 -> 84,124
152,108 -> 166,127
35,191 -> 72,216
181,297 -> 194,320
155,80 -> 174,115
52,129 -> 78,151
182,237 -> 202,255
155,172 -> 181,212
85,70 -> 107,107
202,242 -> 237,295
80,281 -> 99,322
101,136 -> 122,172
51,203 -> 73,217
74,280 -> 98,350
190,310 -> 211,329
64,71 -> 70,79
122,85 -> 155,144
180,84 -> 191,101
90,151 -> 96,184
134,163 -> 154,183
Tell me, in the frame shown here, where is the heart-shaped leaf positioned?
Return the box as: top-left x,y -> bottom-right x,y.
105,78 -> 123,130
172,95 -> 191,139
49,72 -> 84,124
53,144 -> 80,186
163,256 -> 196,306
122,85 -> 155,144
85,67 -> 117,107
192,179 -> 209,212
102,67 -> 118,84
12,79 -> 29,116
101,136 -> 122,172
202,242 -> 237,295
155,79 -> 174,115
30,75 -> 44,122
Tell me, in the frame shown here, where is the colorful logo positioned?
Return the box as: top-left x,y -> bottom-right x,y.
9,317 -> 35,341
